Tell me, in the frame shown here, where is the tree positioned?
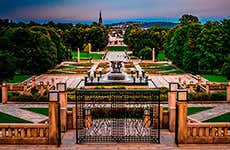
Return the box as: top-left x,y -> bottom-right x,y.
86,25 -> 108,51
138,47 -> 152,60
0,50 -> 16,82
179,14 -> 200,25
196,21 -> 224,72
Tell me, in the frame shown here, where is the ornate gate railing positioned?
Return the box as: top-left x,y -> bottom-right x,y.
76,89 -> 160,144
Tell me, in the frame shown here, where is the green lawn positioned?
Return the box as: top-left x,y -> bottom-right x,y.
162,107 -> 212,115
58,65 -> 77,69
202,75 -> 229,82
204,113 -> 230,122
23,108 -> 73,116
107,46 -> 127,51
157,51 -> 167,61
7,75 -> 31,83
0,112 -> 31,123
188,107 -> 212,115
164,70 -> 184,75
72,52 -> 103,60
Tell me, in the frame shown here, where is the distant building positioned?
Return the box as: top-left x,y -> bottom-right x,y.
99,10 -> 103,25
108,31 -> 125,46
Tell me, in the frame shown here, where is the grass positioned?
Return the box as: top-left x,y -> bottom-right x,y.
0,112 -> 31,123
204,113 -> 230,122
188,107 -> 212,115
162,107 -> 212,115
58,65 -> 77,69
157,51 -> 167,61
107,46 -> 126,51
23,108 -> 73,116
202,75 -> 229,82
72,51 -> 103,60
7,75 -> 31,83
163,70 -> 184,74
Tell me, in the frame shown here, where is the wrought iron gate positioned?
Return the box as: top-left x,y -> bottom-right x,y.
76,89 -> 160,144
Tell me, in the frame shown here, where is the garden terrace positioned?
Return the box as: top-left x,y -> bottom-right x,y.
96,62 -> 110,74
72,51 -> 104,60
139,62 -> 184,75
49,62 -> 93,74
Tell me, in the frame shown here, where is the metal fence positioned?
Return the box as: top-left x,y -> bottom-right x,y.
76,89 -> 160,144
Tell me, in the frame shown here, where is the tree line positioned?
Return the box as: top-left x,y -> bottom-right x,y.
124,25 -> 168,59
0,20 -> 108,82
164,15 -> 230,79
124,15 -> 229,79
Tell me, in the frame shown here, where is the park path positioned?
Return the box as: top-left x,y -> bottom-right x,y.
89,62 -> 99,76
0,104 -> 48,123
189,104 -> 230,122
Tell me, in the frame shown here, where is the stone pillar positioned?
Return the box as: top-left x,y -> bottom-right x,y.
60,92 -> 67,132
176,89 -> 188,144
77,48 -> 80,62
46,81 -> 50,91
206,81 -> 210,95
227,82 -> 230,102
72,106 -> 76,129
23,82 -> 28,95
1,82 -> 8,104
183,81 -> 187,89
51,78 -> 55,89
57,83 -> 67,132
39,82 -> 45,96
168,83 -> 178,132
31,77 -> 36,88
152,48 -> 155,62
48,91 -> 60,145
189,81 -> 194,93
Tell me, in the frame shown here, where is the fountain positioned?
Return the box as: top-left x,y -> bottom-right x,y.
83,51 -> 148,86
107,61 -> 125,80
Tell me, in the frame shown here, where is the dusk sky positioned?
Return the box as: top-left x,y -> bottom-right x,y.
0,0 -> 229,23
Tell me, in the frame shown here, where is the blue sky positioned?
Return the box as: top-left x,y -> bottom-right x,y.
0,0 -> 229,23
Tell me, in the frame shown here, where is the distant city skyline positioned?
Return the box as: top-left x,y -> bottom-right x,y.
0,0 -> 229,24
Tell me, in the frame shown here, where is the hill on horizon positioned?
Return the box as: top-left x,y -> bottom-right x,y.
109,21 -> 178,28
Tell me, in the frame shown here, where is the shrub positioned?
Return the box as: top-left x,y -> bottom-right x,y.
138,47 -> 152,60
9,94 -> 48,102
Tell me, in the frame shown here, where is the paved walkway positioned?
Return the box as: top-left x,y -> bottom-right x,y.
189,104 -> 230,122
1,103 -> 229,123
89,62 -> 99,76
133,61 -> 143,76
1,129 -> 230,150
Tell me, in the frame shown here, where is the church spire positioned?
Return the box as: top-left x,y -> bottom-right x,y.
99,10 -> 102,25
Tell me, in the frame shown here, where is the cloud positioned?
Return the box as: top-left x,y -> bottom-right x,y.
1,0 -> 230,20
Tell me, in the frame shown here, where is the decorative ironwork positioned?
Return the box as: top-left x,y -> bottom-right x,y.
76,89 -> 160,144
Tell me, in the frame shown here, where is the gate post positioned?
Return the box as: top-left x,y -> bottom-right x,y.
1,81 -> 8,104
48,90 -> 61,145
57,83 -> 67,132
176,89 -> 188,144
168,83 -> 178,132
227,82 -> 230,102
